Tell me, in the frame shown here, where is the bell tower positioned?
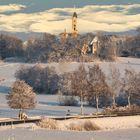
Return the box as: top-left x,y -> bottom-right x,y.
72,7 -> 78,37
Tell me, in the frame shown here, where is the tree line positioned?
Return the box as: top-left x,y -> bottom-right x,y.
15,64 -> 140,114
0,32 -> 140,62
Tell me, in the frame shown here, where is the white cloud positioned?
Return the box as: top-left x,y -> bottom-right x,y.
0,4 -> 26,13
0,4 -> 140,33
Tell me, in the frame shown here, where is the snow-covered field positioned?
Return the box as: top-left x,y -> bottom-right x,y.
0,127 -> 139,140
0,116 -> 140,140
0,115 -> 140,140
0,57 -> 140,117
58,116 -> 140,130
0,57 -> 140,140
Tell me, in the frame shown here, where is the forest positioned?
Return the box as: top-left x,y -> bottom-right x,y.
0,32 -> 140,62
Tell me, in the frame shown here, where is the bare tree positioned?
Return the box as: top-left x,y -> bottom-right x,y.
133,72 -> 140,99
88,64 -> 111,113
70,65 -> 88,115
108,64 -> 121,107
6,80 -> 37,117
58,72 -> 72,95
123,69 -> 138,108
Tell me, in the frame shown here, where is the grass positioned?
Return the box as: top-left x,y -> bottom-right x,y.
83,121 -> 100,131
39,117 -> 100,131
39,118 -> 58,130
104,105 -> 140,115
68,120 -> 100,131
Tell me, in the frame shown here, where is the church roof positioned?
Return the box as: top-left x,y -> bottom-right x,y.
90,36 -> 100,45
73,12 -> 77,18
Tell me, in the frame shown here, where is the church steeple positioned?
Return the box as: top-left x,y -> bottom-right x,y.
72,6 -> 78,37
73,12 -> 77,18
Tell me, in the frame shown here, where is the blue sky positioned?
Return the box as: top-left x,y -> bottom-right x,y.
1,0 -> 140,12
0,0 -> 140,34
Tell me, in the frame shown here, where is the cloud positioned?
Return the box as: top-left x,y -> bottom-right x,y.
0,4 -> 26,13
0,4 -> 140,33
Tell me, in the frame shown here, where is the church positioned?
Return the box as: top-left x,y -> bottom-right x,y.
59,10 -> 78,40
59,9 -> 100,55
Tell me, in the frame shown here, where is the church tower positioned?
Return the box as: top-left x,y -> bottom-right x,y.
72,10 -> 78,37
60,28 -> 68,41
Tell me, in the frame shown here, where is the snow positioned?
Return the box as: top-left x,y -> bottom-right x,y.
0,58 -> 140,139
0,115 -> 140,139
0,57 -> 140,118
0,128 -> 139,140
0,115 -> 139,140
0,93 -> 96,118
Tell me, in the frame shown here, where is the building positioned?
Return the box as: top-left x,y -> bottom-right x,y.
89,36 -> 100,54
72,11 -> 78,38
60,10 -> 78,40
81,36 -> 100,55
59,29 -> 68,41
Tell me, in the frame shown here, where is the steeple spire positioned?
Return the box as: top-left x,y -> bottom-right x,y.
72,5 -> 78,37
74,5 -> 76,10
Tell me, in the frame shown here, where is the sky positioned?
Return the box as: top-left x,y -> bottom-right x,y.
0,0 -> 140,34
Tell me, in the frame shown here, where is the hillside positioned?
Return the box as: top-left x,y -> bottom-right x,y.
0,57 -> 139,118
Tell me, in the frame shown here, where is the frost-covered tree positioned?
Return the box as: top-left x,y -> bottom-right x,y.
0,34 -> 23,59
15,65 -> 59,94
70,65 -> 88,114
87,64 -> 111,112
108,64 -> 121,107
123,69 -> 140,107
6,80 -> 37,117
133,72 -> 140,99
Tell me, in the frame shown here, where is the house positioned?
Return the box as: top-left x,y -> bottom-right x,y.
89,36 -> 100,54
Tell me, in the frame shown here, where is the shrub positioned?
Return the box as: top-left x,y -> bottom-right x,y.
104,104 -> 140,114
88,96 -> 112,108
116,93 -> 128,106
68,120 -> 100,131
58,95 -> 78,106
69,123 -> 83,131
83,121 -> 100,131
39,118 -> 58,129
